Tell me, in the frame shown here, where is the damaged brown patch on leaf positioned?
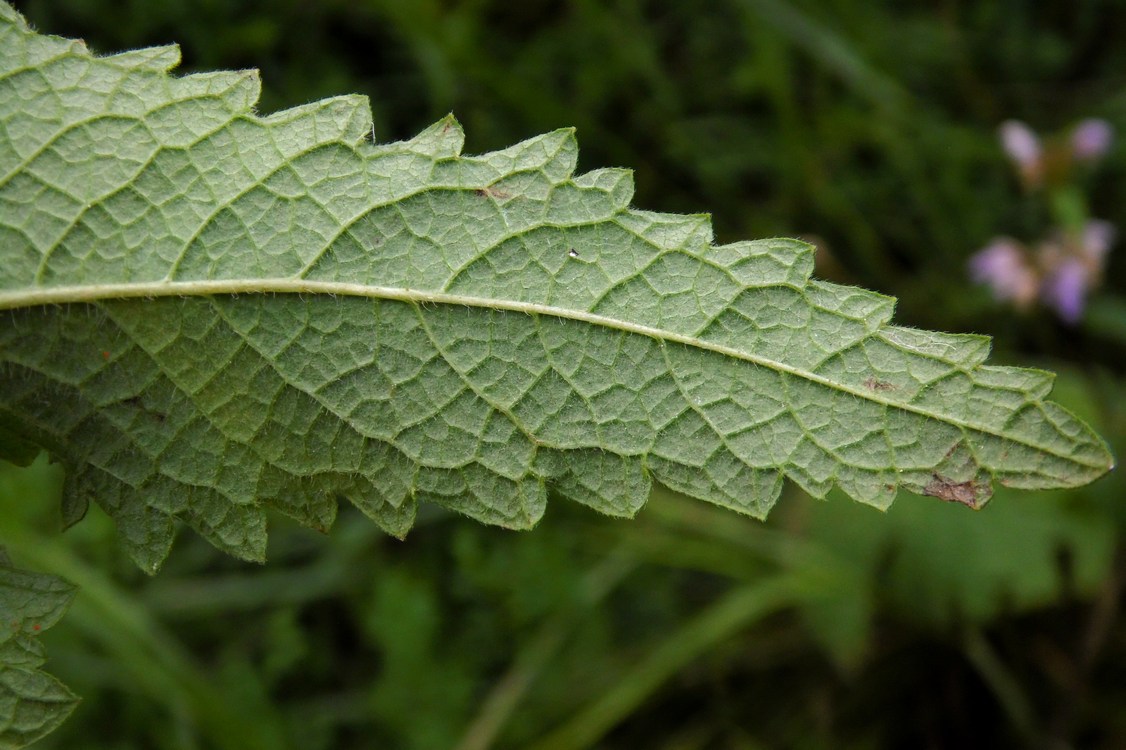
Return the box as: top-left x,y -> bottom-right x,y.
863,376 -> 895,392
923,473 -> 986,509
473,186 -> 512,200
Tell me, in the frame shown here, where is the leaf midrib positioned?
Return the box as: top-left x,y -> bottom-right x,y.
0,278 -> 1105,469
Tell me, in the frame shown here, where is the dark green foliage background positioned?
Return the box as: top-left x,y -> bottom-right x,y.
3,1 -> 1126,747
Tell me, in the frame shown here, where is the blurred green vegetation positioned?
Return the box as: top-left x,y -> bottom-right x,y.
4,0 -> 1126,747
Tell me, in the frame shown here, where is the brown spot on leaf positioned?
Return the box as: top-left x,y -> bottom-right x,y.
923,473 -> 984,508
473,186 -> 512,200
863,377 -> 895,392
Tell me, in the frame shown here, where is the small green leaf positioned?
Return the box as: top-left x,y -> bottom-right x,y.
0,550 -> 78,749
0,2 -> 1113,572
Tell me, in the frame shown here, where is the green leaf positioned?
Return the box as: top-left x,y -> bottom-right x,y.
798,484 -> 1116,661
0,3 -> 1113,572
0,550 -> 78,749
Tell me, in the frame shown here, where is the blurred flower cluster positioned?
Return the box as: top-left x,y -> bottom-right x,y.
968,119 -> 1115,324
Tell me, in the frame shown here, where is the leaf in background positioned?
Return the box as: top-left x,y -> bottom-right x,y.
0,2 -> 1113,572
802,485 -> 1114,641
0,550 -> 77,749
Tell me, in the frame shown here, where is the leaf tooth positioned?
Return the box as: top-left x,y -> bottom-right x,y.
178,69 -> 261,115
261,94 -> 370,147
0,554 -> 77,632
804,279 -> 895,332
104,44 -> 181,74
477,127 -> 578,186
421,467 -> 547,529
0,2 -> 20,24
60,489 -> 88,529
972,365 -> 1053,399
648,453 -> 783,520
572,167 -> 635,212
401,114 -> 465,159
780,436 -> 838,502
1036,402 -> 1116,475
364,495 -> 417,539
880,326 -> 991,369
836,468 -> 898,510
175,489 -> 268,564
617,210 -> 714,252
716,238 -> 815,287
540,448 -> 650,519
87,478 -> 175,574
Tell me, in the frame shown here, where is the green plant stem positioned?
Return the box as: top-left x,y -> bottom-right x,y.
527,574 -> 807,750
454,551 -> 638,750
962,627 -> 1037,743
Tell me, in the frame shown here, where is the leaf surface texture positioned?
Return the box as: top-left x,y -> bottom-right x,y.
0,3 -> 1112,571
0,550 -> 77,749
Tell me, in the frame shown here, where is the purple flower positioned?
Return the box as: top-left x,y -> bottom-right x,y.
968,238 -> 1038,306
999,120 -> 1043,185
980,117 -> 1116,322
1041,258 -> 1088,324
1036,220 -> 1115,324
1071,118 -> 1113,162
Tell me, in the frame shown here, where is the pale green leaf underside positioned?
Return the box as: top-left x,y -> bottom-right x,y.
0,550 -> 78,749
0,4 -> 1113,572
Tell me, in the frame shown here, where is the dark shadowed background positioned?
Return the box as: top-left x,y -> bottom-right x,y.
3,1 -> 1126,748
